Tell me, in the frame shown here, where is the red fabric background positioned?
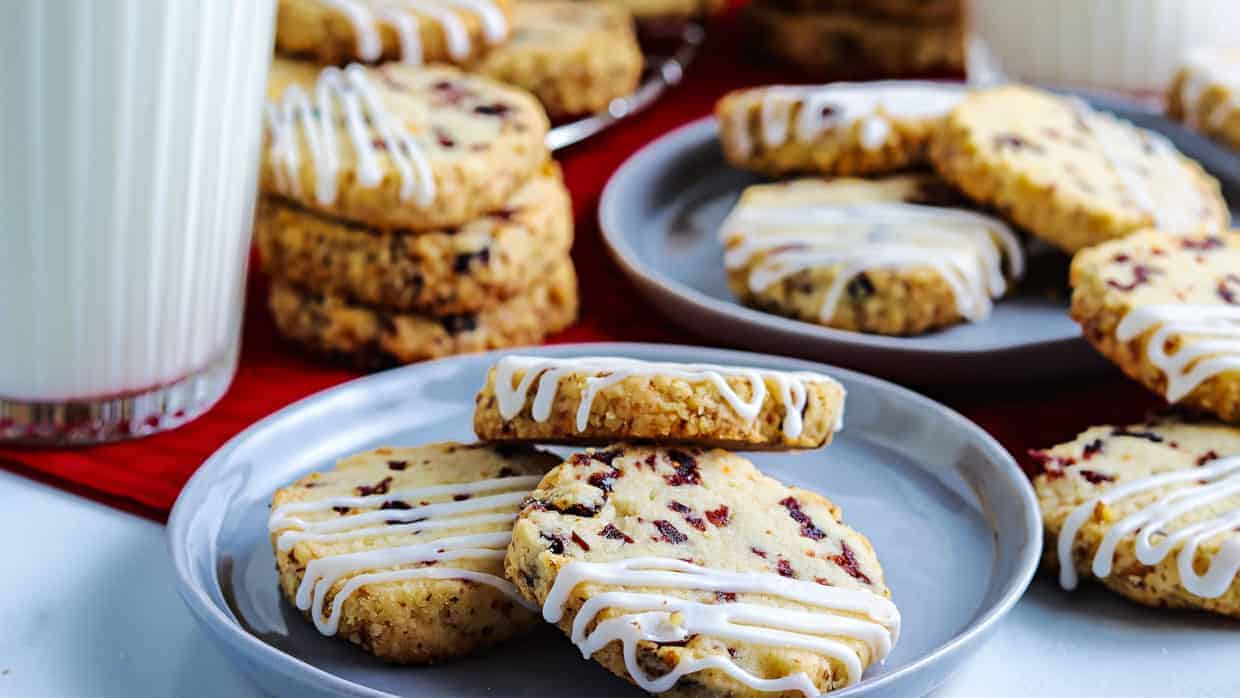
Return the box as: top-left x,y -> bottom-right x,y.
0,20 -> 1160,520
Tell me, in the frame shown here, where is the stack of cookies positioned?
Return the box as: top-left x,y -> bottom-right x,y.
269,355 -> 905,696
745,0 -> 966,78
714,81 -> 1231,336
258,59 -> 578,365
272,0 -> 644,120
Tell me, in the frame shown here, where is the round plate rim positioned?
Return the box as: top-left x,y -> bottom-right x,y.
168,341 -> 1041,697
596,116 -> 1089,357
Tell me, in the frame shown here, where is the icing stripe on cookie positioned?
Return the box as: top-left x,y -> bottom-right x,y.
543,557 -> 900,695
1057,455 -> 1240,599
720,202 -> 1024,324
492,356 -> 844,438
265,64 -> 435,207
322,0 -> 508,64
726,82 -> 964,158
268,474 -> 540,635
1116,305 -> 1240,402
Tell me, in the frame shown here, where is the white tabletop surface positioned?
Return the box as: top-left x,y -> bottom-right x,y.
3,468 -> 1237,698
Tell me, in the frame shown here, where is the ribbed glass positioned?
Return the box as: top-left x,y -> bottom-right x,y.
0,0 -> 275,444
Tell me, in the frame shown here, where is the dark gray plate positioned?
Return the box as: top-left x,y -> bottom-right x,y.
168,343 -> 1039,698
598,105 -> 1240,384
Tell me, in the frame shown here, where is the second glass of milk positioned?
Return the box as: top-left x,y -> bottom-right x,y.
0,0 -> 276,444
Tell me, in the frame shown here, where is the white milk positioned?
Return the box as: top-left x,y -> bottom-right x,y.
972,0 -> 1240,93
0,1 -> 275,442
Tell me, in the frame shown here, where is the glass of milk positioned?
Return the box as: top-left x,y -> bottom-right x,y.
0,1 -> 276,444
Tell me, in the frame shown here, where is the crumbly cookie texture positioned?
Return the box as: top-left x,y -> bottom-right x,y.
262,59 -> 550,232
473,1 -> 643,120
1167,47 -> 1240,153
746,2 -> 965,78
274,0 -> 512,66
270,442 -> 560,663
931,85 -> 1230,253
505,445 -> 896,696
473,355 -> 846,449
1070,229 -> 1240,423
719,175 -> 1023,336
1031,416 -> 1240,618
759,0 -> 961,22
269,259 -> 578,366
256,163 -> 572,314
716,82 -> 965,177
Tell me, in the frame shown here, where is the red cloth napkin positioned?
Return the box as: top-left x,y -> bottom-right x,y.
0,21 -> 1159,520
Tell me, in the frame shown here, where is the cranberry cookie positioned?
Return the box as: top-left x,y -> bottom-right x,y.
269,259 -> 578,367
1032,415 -> 1240,618
473,355 -> 847,449
717,81 -> 965,177
473,0 -> 643,120
1167,47 -> 1240,153
262,59 -> 549,232
275,0 -> 511,66
1070,229 -> 1240,423
719,175 -> 1024,335
931,86 -> 1229,253
269,441 -> 560,662
256,162 -> 572,315
505,445 -> 900,696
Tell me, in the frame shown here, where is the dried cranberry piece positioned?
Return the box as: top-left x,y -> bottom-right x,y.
453,494 -> 472,501
779,497 -> 826,540
570,532 -> 591,551
814,577 -> 833,587
1106,265 -> 1160,292
830,541 -> 872,585
663,450 -> 701,486
653,520 -> 688,544
474,103 -> 511,116
1218,274 -> 1240,305
591,449 -> 623,466
715,591 -> 737,602
379,500 -> 411,510
587,467 -> 622,493
1082,440 -> 1104,460
356,477 -> 393,496
600,523 -> 634,543
776,559 -> 795,578
705,505 -> 730,527
1181,236 -> 1224,251
1197,450 -> 1221,466
1111,428 -> 1164,443
668,501 -> 706,531
1078,469 -> 1114,484
750,547 -> 768,559
993,133 -> 1044,152
1028,449 -> 1066,479
332,506 -> 350,515
433,126 -> 456,148
541,532 -> 566,554
387,460 -> 408,471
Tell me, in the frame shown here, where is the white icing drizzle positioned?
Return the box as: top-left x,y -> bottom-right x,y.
264,63 -> 435,207
492,356 -> 844,438
543,557 -> 900,696
726,82 -> 964,158
720,201 -> 1024,324
1115,305 -> 1240,402
1057,456 -> 1240,599
322,0 -> 507,64
1179,49 -> 1240,132
1071,101 -> 1202,232
268,474 -> 541,635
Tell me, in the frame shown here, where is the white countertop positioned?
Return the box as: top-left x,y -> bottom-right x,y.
3,469 -> 1236,698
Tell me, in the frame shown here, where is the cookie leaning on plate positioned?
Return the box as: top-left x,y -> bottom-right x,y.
269,259 -> 579,367
472,0 -> 644,120
717,81 -> 965,177
931,85 -> 1230,253
268,442 -> 560,663
719,174 -> 1024,336
256,162 -> 572,315
274,0 -> 511,66
1167,47 -> 1240,153
505,444 -> 900,695
1070,229 -> 1240,424
473,355 -> 846,449
1031,415 -> 1240,618
262,59 -> 550,232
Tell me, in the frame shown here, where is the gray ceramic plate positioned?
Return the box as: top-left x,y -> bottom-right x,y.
168,343 -> 1039,698
598,105 -> 1240,384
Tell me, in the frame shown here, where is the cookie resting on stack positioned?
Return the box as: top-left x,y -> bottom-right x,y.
268,355 -> 904,697
258,59 -> 577,366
